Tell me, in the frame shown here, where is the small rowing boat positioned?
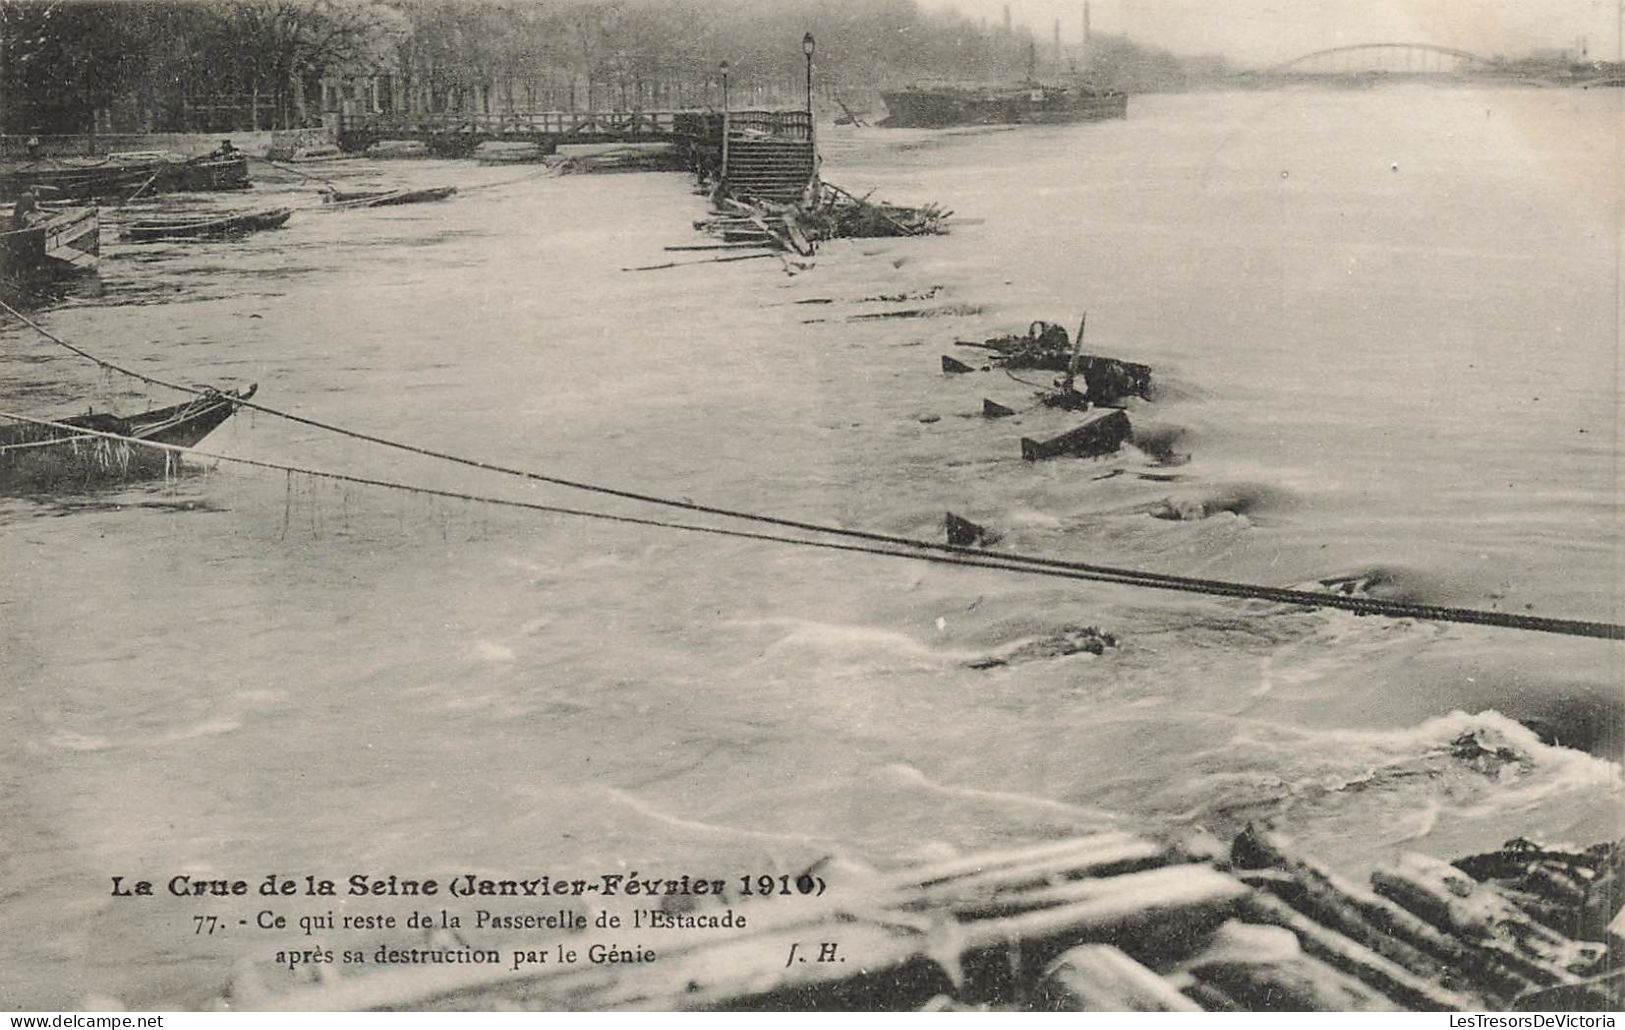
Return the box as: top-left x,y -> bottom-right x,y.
122,207 -> 291,242
321,186 -> 456,208
0,384 -> 256,492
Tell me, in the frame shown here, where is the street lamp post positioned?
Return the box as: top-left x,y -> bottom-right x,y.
719,59 -> 731,187
802,33 -> 816,143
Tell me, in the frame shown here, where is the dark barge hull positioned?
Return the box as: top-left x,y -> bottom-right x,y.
170,155 -> 250,191
881,87 -> 1127,128
0,385 -> 256,492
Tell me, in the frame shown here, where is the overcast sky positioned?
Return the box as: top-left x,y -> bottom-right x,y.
918,0 -> 1624,63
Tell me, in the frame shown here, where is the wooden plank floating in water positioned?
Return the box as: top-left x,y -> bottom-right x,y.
1020,408 -> 1131,461
223,826 -> 1622,1012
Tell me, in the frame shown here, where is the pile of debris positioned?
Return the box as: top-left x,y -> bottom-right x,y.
222,826 -> 1622,1011
800,181 -> 951,240
549,143 -> 687,175
946,320 -> 1155,402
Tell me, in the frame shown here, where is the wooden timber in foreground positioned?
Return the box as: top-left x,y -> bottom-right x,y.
226,827 -> 1622,1012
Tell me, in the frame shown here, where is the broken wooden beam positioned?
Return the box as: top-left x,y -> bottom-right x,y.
1020,409 -> 1131,461
1191,953 -> 1402,1011
983,398 -> 1016,418
941,355 -> 975,374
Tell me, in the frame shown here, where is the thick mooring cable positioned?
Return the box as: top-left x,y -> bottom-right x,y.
1,409 -> 1619,641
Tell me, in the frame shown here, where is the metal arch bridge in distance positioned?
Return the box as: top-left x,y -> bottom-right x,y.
1254,43 -> 1497,76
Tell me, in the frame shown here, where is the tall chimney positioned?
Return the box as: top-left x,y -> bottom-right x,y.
1082,1 -> 1091,46
1002,4 -> 1011,33
1054,18 -> 1061,60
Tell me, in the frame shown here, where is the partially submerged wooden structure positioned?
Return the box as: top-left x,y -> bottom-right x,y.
0,385 -> 256,493
1021,408 -> 1132,461
222,827 -> 1621,1011
121,207 -> 291,242
717,112 -> 816,203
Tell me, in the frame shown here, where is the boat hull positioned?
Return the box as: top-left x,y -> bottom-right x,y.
0,385 -> 256,492
1,154 -> 250,201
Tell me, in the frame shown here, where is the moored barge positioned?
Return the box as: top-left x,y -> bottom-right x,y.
880,83 -> 1127,128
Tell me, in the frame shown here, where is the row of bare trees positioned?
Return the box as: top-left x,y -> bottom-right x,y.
1,0 -> 412,132
1,0 -> 1214,134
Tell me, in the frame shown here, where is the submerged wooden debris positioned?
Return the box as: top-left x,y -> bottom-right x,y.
224,827 -> 1622,1011
0,385 -> 256,492
1021,408 -> 1132,461
365,140 -> 430,159
945,510 -> 997,547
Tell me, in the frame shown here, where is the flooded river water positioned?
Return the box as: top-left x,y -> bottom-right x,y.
1,85 -> 1620,1008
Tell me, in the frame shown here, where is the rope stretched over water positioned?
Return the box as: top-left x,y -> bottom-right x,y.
0,407 -> 1619,641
